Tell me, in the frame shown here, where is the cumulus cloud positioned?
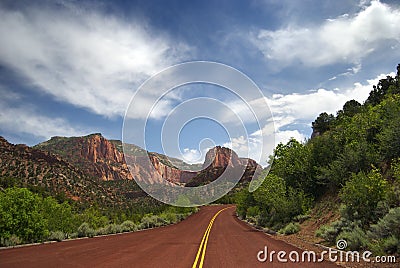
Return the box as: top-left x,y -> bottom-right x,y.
0,104 -> 87,141
181,148 -> 203,164
219,71 -> 392,166
252,0 -> 400,67
0,4 -> 190,118
267,72 -> 394,125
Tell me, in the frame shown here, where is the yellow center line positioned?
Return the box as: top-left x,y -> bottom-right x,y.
192,206 -> 233,268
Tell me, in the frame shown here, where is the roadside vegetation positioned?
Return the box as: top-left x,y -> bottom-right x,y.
234,64 -> 400,255
0,186 -> 196,247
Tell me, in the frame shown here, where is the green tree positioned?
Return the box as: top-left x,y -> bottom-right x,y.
0,188 -> 47,242
340,169 -> 389,225
80,207 -> 109,229
312,112 -> 335,135
41,197 -> 77,234
270,139 -> 315,195
337,100 -> 362,121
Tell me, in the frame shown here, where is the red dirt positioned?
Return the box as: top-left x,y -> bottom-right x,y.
0,205 -> 338,267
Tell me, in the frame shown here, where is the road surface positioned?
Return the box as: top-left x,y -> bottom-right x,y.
0,205 -> 338,267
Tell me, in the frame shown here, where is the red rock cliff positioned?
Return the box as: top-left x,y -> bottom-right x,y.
202,146 -> 241,169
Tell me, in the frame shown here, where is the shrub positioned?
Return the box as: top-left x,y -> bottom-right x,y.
139,214 -> 165,229
95,227 -> 107,236
369,207 -> 400,239
48,231 -> 66,242
105,224 -> 122,234
368,207 -> 400,254
121,220 -> 137,232
316,216 -> 360,243
382,235 -> 399,254
293,214 -> 311,223
0,235 -> 22,247
246,206 -> 260,218
279,222 -> 300,235
0,188 -> 48,242
68,232 -> 78,239
340,169 -> 389,224
77,222 -> 95,238
337,227 -> 368,251
159,213 -> 177,224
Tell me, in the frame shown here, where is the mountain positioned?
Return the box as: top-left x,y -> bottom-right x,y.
35,133 -> 132,182
186,145 -> 262,187
35,134 -> 262,186
34,133 -> 200,185
0,136 -> 121,205
1,133 -> 262,206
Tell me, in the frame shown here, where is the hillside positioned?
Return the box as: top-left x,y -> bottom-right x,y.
186,146 -> 262,187
235,64 -> 400,258
0,136 -> 119,205
35,134 -> 262,187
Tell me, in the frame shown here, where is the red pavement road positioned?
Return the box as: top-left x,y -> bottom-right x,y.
0,205 -> 339,267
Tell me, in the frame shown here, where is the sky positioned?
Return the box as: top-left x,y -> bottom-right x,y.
0,0 -> 399,166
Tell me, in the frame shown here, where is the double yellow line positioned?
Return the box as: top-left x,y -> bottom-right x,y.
192,207 -> 232,268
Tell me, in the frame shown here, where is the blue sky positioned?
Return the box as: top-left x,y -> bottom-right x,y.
0,0 -> 399,165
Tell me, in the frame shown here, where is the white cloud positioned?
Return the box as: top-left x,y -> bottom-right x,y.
267,72 -> 394,126
221,71 -> 392,166
181,148 -> 203,164
0,104 -> 87,141
0,4 -> 190,118
252,0 -> 400,67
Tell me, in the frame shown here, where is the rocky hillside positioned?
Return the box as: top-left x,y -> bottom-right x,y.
35,133 -> 132,181
35,134 -> 262,187
0,136 -> 120,205
35,134 -> 200,185
0,134 -> 262,206
186,146 -> 262,187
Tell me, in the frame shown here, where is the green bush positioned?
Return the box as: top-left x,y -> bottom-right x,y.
337,227 -> 368,251
121,220 -> 137,232
293,214 -> 311,223
369,207 -> 400,239
382,235 -> 399,254
0,188 -> 48,242
48,231 -> 66,242
80,207 -> 108,229
279,222 -> 300,235
340,169 -> 389,224
105,224 -> 122,234
316,216 -> 360,243
159,212 -> 177,224
368,207 -> 400,254
139,214 -> 165,229
0,235 -> 22,247
95,227 -> 107,236
41,197 -> 76,234
77,222 -> 95,238
246,206 -> 260,218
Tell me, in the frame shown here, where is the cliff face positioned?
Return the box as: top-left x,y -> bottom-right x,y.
202,146 -> 241,169
35,134 -> 262,186
81,134 -> 123,163
36,134 -> 132,182
148,154 -> 197,184
0,136 -> 119,204
35,134 -> 198,184
187,146 -> 263,186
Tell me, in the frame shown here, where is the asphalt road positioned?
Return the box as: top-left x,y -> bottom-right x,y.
0,205 -> 338,267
